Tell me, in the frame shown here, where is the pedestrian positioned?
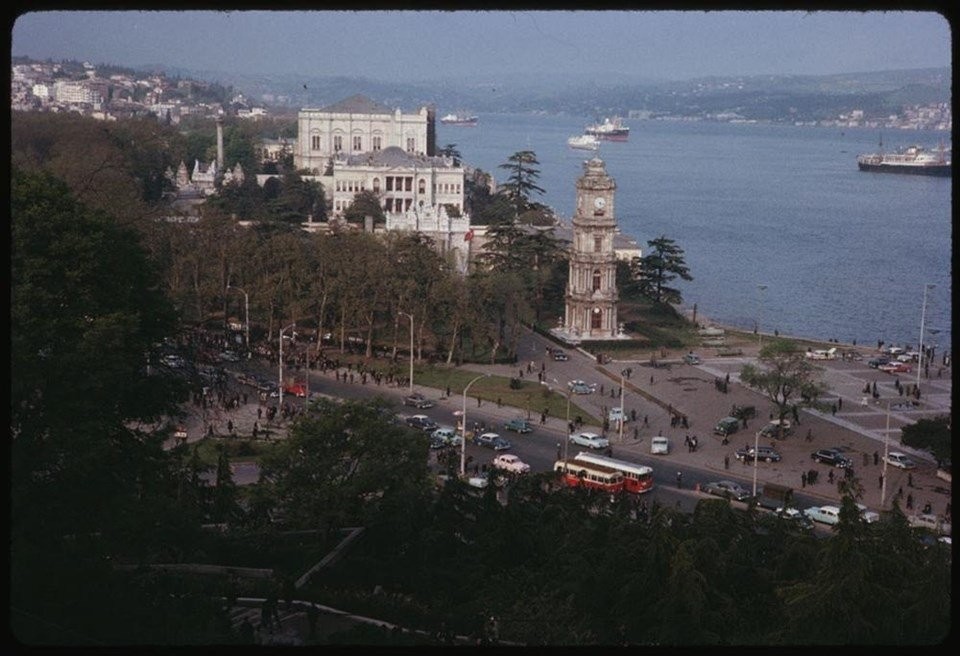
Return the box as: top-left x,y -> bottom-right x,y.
676,471 -> 683,488
724,455 -> 730,470
556,443 -> 562,460
838,397 -> 843,411
828,469 -> 835,484
801,472 -> 807,488
873,451 -> 879,466
630,409 -> 637,423
831,404 -> 837,416
682,416 -> 689,429
633,427 -> 639,440
923,502 -> 932,515
906,494 -> 914,510
650,375 -> 654,385
879,473 -> 884,489
497,397 -> 502,407
908,472 -> 913,488
643,415 -> 649,427
477,396 -> 481,407
600,384 -> 605,395
540,412 -> 547,425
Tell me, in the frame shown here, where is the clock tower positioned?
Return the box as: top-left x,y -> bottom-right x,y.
564,157 -> 620,340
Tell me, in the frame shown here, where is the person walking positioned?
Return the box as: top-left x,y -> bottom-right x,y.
676,471 -> 683,489
801,472 -> 807,488
724,455 -> 730,470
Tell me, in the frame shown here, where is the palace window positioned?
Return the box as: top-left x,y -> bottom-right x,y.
386,177 -> 394,192
372,136 -> 382,151
406,137 -> 415,153
405,177 -> 412,192
419,179 -> 426,194
353,136 -> 361,151
333,135 -> 343,152
373,178 -> 380,192
592,269 -> 602,292
591,307 -> 602,329
311,135 -> 321,150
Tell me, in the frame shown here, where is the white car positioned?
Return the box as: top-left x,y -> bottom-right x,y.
856,503 -> 880,524
569,431 -> 609,449
650,435 -> 670,455
885,452 -> 917,469
492,454 -> 531,474
431,426 -> 462,447
908,513 -> 952,536
568,379 -> 596,395
804,505 -> 841,525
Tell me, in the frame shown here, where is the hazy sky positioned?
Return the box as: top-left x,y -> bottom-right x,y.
12,10 -> 951,82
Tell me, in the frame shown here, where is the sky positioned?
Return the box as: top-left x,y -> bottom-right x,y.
11,10 -> 952,82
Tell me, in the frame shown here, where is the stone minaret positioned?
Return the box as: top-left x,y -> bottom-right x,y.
216,115 -> 224,169
564,157 -> 619,339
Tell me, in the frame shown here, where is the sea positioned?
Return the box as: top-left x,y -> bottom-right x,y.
438,113 -> 952,354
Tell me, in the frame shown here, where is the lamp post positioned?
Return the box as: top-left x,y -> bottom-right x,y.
917,283 -> 935,388
757,284 -> 768,350
752,418 -> 760,498
226,285 -> 250,354
619,369 -> 627,443
552,378 -> 573,461
278,322 -> 296,411
460,373 -> 489,477
399,311 -> 414,393
879,397 -> 891,508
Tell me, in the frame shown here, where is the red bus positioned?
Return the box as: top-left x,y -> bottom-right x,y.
554,458 -> 625,494
573,451 -> 655,494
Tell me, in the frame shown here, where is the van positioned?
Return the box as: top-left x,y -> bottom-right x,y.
713,416 -> 740,437
757,483 -> 793,510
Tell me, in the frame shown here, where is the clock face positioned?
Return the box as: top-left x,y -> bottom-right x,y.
594,197 -> 606,209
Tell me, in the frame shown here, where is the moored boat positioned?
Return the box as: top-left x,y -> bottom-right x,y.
440,112 -> 478,126
585,116 -> 629,141
567,134 -> 600,150
857,143 -> 951,177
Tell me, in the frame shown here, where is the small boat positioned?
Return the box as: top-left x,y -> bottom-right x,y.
567,134 -> 600,150
440,112 -> 478,126
585,116 -> 629,141
857,141 -> 951,177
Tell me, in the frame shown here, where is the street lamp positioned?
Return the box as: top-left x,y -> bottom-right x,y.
399,311 -> 414,393
551,377 -> 573,461
619,369 -> 628,443
878,397 -> 892,508
751,418 -> 760,498
460,373 -> 490,477
226,285 -> 250,354
757,284 -> 768,350
917,283 -> 935,388
278,322 -> 296,411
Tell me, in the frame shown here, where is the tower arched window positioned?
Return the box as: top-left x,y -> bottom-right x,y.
592,269 -> 602,292
591,307 -> 603,329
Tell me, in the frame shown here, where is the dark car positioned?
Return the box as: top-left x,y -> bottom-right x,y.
701,480 -> 753,502
472,432 -> 511,451
867,357 -> 890,369
503,417 -> 533,434
553,350 -> 569,361
811,448 -> 853,468
735,445 -> 782,463
403,393 -> 435,409
405,414 -> 439,432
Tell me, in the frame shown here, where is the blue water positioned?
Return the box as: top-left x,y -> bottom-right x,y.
439,114 -> 952,352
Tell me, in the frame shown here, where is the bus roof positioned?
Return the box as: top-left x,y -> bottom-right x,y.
555,458 -> 624,478
574,452 -> 653,476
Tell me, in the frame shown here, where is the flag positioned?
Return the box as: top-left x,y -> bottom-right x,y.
464,229 -> 474,242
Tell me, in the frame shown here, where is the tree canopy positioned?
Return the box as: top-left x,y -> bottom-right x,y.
739,338 -> 829,426
627,235 -> 693,304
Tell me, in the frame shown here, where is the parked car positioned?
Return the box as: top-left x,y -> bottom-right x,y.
857,503 -> 880,524
879,361 -> 911,374
714,416 -> 740,437
552,350 -> 569,361
428,434 -> 447,450
701,480 -> 753,502
403,393 -> 435,409
650,435 -> 670,455
568,379 -> 596,395
503,417 -> 534,434
908,513 -> 952,536
758,419 -> 792,439
431,426 -> 462,446
775,507 -> 814,531
867,357 -> 890,368
492,453 -> 531,474
811,448 -> 853,468
804,505 -> 841,525
405,414 -> 439,432
735,445 -> 782,463
282,382 -> 307,398
682,352 -> 702,365
885,451 -> 917,469
473,432 -> 511,450
569,431 -> 609,450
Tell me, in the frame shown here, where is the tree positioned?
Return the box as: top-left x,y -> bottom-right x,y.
497,150 -> 545,217
739,338 -> 829,430
900,415 -> 950,463
343,189 -> 385,224
629,235 -> 693,304
437,143 -> 462,165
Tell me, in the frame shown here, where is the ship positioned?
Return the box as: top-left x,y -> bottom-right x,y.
440,112 -> 478,126
585,116 -> 630,141
857,142 -> 951,177
567,134 -> 600,150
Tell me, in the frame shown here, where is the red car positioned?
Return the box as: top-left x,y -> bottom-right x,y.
879,362 -> 911,374
282,382 -> 307,397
